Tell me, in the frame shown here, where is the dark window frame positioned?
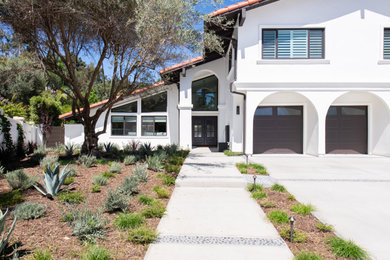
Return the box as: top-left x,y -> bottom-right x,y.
111,116 -> 137,136
191,75 -> 219,111
141,116 -> 167,136
262,28 -> 325,60
141,91 -> 167,113
111,101 -> 138,113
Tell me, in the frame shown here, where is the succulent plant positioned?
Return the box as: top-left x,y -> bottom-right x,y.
65,143 -> 74,157
0,209 -> 17,254
34,164 -> 72,197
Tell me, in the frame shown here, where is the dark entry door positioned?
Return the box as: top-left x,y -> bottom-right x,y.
192,116 -> 218,147
253,106 -> 303,154
326,106 -> 367,154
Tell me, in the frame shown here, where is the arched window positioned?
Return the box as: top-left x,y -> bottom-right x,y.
192,75 -> 218,111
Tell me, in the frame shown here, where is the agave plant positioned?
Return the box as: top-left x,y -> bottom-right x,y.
65,143 -> 74,157
104,142 -> 114,153
34,164 -> 72,198
0,209 -> 17,254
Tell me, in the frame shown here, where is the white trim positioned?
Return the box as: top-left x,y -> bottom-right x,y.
378,60 -> 390,65
192,111 -> 219,116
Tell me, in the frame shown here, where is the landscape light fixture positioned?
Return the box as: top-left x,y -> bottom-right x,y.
252,175 -> 257,191
289,216 -> 295,243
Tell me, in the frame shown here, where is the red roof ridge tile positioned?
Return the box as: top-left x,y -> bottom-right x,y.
209,0 -> 263,16
159,56 -> 203,74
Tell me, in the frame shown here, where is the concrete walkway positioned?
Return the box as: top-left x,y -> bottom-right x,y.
145,148 -> 293,260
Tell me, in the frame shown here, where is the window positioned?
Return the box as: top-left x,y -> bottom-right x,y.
228,48 -> 233,72
262,29 -> 324,59
192,75 -> 218,111
111,116 -> 137,136
111,101 -> 137,113
142,116 -> 167,136
384,29 -> 390,59
255,107 -> 273,116
141,92 -> 167,112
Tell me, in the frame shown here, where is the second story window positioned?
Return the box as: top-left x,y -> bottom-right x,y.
262,29 -> 324,59
384,28 -> 390,59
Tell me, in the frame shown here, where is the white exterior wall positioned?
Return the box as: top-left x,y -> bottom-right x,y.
0,116 -> 43,148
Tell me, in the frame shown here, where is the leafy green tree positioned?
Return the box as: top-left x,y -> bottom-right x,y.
0,0 -> 228,155
0,98 -> 28,118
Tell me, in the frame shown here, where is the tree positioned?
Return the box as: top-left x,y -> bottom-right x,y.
0,0 -> 227,155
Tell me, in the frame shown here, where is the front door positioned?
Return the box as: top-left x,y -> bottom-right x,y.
192,116 -> 218,147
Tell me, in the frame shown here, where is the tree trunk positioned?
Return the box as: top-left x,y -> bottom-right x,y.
81,121 -> 100,156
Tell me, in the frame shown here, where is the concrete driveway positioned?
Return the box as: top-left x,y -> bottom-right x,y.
250,155 -> 390,260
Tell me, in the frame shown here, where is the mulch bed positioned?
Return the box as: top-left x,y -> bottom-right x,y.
255,188 -> 348,259
0,156 -> 176,259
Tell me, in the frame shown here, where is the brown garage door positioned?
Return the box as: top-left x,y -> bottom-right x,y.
253,106 -> 303,154
326,106 -> 367,154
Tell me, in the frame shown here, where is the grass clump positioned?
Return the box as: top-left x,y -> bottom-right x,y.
247,183 -> 264,192
101,171 -> 115,179
316,222 -> 334,232
137,194 -> 155,205
290,203 -> 315,216
280,226 -> 307,243
266,210 -> 289,224
294,252 -> 323,260
157,173 -> 175,186
29,249 -> 52,260
114,213 -> 145,230
260,200 -> 276,208
142,200 -> 166,218
145,155 -> 164,172
12,202 -> 46,220
236,163 -> 267,175
81,245 -> 111,260
164,164 -> 180,174
90,185 -> 101,193
123,155 -> 136,166
223,150 -> 243,156
6,169 -> 38,190
326,237 -> 369,259
287,194 -> 296,201
133,163 -> 148,183
252,191 -> 267,200
119,175 -> 139,195
79,155 -> 96,168
108,162 -> 121,174
58,191 -> 85,204
92,175 -> 108,186
271,184 -> 287,193
153,186 -> 169,198
103,189 -> 129,212
128,226 -> 158,244
64,176 -> 74,185
0,190 -> 24,207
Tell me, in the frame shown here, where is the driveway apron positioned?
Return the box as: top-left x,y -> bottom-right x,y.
144,148 -> 293,260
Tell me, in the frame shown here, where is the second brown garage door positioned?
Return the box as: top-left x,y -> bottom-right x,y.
326,106 -> 367,154
253,106 -> 303,154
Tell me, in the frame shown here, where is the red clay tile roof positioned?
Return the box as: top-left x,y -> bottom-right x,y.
209,0 -> 263,16
159,56 -> 203,74
59,81 -> 165,119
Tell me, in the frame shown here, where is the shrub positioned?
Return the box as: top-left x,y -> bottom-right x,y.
104,189 -> 129,212
90,185 -> 101,193
142,200 -> 166,218
114,213 -> 145,230
0,166 -> 4,174
32,146 -> 47,162
246,184 -> 264,192
123,140 -> 140,154
63,203 -> 107,242
157,174 -> 175,186
163,144 -> 178,156
260,200 -> 276,208
26,141 -> 38,155
29,249 -> 52,260
64,176 -> 74,185
0,190 -> 24,208
326,237 -> 369,259
79,155 -> 96,168
96,159 -> 108,165
133,163 -> 148,183
294,252 -> 323,260
6,169 -> 38,190
109,162 -> 122,174
138,142 -> 153,158
123,155 -> 136,166
167,156 -> 185,166
128,226 -> 158,244
104,142 -> 119,154
145,155 -> 163,172
101,171 -> 115,179
316,222 -> 334,232
223,150 -> 243,156
64,143 -> 74,157
81,245 -> 111,260
280,226 -> 307,243
92,175 -> 108,186
271,184 -> 287,193
165,164 -> 180,174
67,165 -> 78,177
153,186 -> 169,198
137,194 -> 155,205
266,210 -> 289,224
0,209 -> 17,254
12,202 -> 46,220
290,203 -> 315,216
287,194 -> 296,201
119,175 -> 139,195
57,191 -> 85,204
251,191 -> 267,200
34,164 -> 73,197
40,155 -> 59,170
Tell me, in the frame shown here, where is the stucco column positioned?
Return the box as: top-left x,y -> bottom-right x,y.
178,106 -> 193,150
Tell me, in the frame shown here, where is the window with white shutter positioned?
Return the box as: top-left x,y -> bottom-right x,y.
384,29 -> 390,59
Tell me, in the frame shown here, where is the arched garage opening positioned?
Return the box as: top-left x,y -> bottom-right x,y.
326,91 -> 390,155
253,92 -> 319,154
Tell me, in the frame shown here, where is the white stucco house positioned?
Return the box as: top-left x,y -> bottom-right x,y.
61,0 -> 390,156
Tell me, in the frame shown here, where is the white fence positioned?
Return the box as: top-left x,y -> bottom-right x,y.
0,114 -> 43,149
